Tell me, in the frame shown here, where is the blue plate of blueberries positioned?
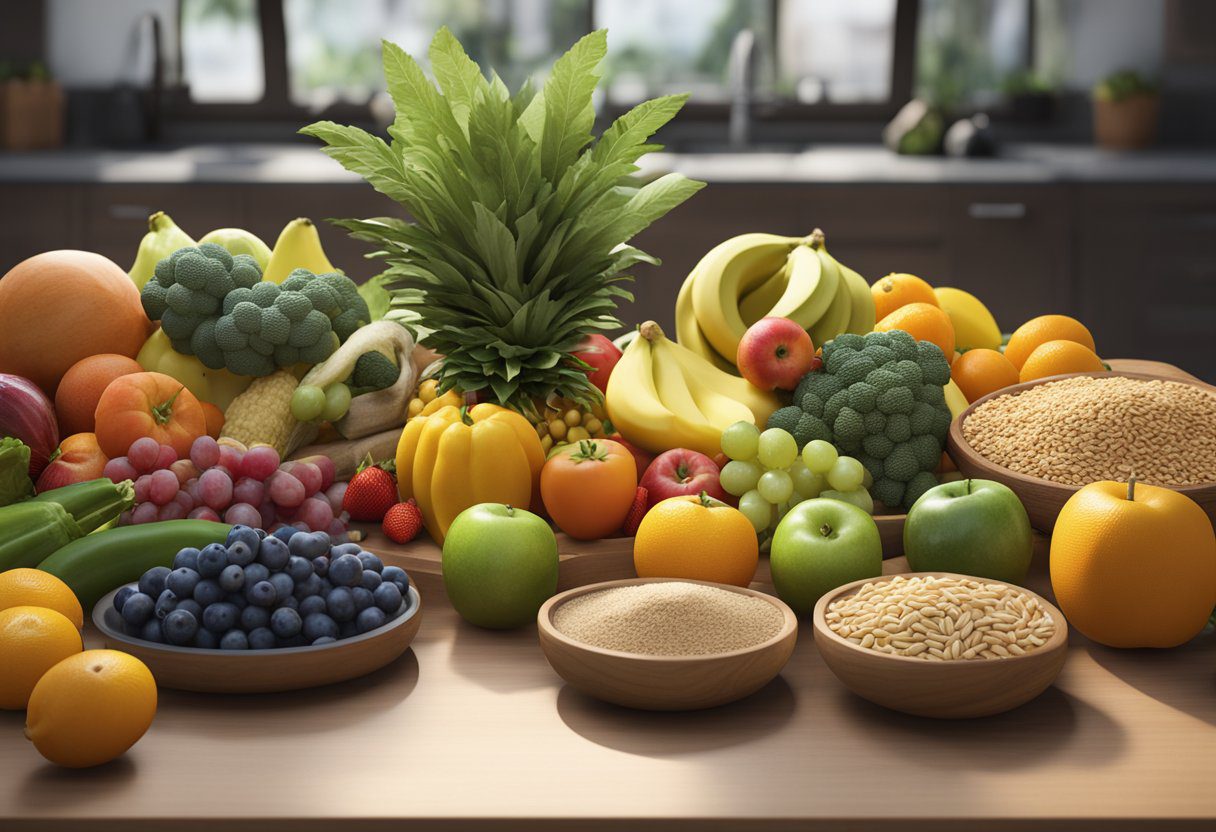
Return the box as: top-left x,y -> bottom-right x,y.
92,524 -> 423,693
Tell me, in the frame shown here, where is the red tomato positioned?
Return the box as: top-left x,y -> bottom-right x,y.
540,439 -> 638,540
94,371 -> 207,459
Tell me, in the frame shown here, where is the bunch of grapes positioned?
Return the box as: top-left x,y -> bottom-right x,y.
718,422 -> 874,537
104,436 -> 351,537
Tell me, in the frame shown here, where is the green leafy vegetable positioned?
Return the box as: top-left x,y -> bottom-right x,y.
0,436 -> 33,506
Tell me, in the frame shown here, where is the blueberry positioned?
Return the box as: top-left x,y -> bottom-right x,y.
173,547 -> 201,571
197,543 -> 229,578
240,604 -> 271,631
163,609 -> 199,645
226,524 -> 262,551
269,572 -> 294,601
356,606 -> 387,634
277,595 -> 299,611
277,633 -> 308,648
220,629 -> 250,650
328,554 -> 363,587
258,536 -> 290,570
326,587 -> 356,622
330,542 -> 362,557
193,578 -> 225,607
226,540 -> 256,567
141,619 -> 165,643
288,531 -> 327,559
193,627 -> 219,649
243,562 -> 270,585
166,567 -> 200,598
218,564 -> 245,592
381,566 -> 409,594
202,601 -> 240,633
247,580 -> 277,607
270,607 -> 302,638
311,636 -> 337,646
360,570 -> 383,591
155,588 -> 179,620
302,612 -> 338,641
351,587 -> 374,612
294,573 -> 324,600
286,555 -> 313,583
176,598 -> 203,620
113,585 -> 135,613
247,627 -> 276,649
225,591 -> 249,610
357,552 -> 384,574
299,595 -> 327,617
310,556 -> 329,578
338,620 -> 359,639
120,592 -> 154,626
272,525 -> 303,544
373,581 -> 404,614
138,566 -> 171,598
256,528 -> 268,539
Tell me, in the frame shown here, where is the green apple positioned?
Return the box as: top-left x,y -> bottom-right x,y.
441,503 -> 559,629
903,479 -> 1033,583
770,498 -> 883,615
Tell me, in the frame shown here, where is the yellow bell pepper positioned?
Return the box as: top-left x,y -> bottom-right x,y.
137,329 -> 253,411
396,403 -> 544,544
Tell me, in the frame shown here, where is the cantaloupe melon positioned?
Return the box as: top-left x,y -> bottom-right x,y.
0,251 -> 152,396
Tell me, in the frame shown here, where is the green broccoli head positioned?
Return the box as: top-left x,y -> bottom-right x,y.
351,351 -> 399,392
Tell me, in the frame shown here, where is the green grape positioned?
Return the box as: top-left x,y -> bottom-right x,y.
290,384 -> 326,421
802,439 -> 839,474
786,491 -> 806,508
757,469 -> 794,504
821,488 -> 874,514
720,420 -> 760,461
738,490 -> 773,533
757,428 -> 798,470
321,382 -> 352,422
862,467 -> 874,489
720,460 -> 763,496
789,462 -> 826,498
827,456 -> 866,492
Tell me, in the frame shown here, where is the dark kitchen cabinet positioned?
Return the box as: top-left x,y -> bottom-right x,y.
81,185 -> 242,268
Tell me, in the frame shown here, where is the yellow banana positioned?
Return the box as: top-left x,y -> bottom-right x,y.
675,269 -> 738,373
650,339 -> 723,455
652,336 -> 754,430
606,326 -> 686,455
263,217 -> 337,284
665,330 -> 781,426
768,238 -> 838,327
807,246 -> 852,346
738,258 -> 791,326
836,259 -> 876,334
690,233 -> 801,361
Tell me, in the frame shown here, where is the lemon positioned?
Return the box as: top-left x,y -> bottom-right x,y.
0,606 -> 83,710
934,287 -> 1001,352
0,568 -> 84,629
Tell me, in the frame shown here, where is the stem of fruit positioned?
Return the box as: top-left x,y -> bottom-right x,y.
152,386 -> 184,425
966,478 -> 973,495
639,321 -> 664,343
819,523 -> 833,538
504,504 -> 515,517
697,490 -> 727,509
459,405 -> 474,426
808,228 -> 825,250
1127,476 -> 1137,501
570,440 -> 607,464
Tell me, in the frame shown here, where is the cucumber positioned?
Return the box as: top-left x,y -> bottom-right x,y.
39,520 -> 231,611
32,478 -> 135,534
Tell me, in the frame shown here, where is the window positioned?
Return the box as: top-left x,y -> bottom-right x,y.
776,0 -> 898,104
180,0 -> 265,103
916,0 -> 1032,108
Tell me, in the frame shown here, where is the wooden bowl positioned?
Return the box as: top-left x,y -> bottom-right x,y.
948,371 -> 1216,532
537,578 -> 798,711
812,572 -> 1068,718
93,584 -> 423,694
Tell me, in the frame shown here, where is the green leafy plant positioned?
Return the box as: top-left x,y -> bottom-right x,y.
1094,69 -> 1157,103
302,28 -> 704,412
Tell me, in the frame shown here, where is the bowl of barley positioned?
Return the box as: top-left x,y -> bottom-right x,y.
812,573 -> 1068,718
948,371 -> 1216,532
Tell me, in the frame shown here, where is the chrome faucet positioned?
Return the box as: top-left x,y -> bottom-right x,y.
728,28 -> 756,148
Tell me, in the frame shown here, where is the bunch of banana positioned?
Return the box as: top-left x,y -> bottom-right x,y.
606,321 -> 780,458
676,228 -> 876,369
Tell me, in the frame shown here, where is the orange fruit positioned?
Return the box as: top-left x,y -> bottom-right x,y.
633,493 -> 758,587
54,353 -> 144,436
200,401 -> 225,439
1050,480 -> 1216,648
1019,340 -> 1104,382
0,606 -> 82,709
0,568 -> 84,629
25,649 -> 158,768
1004,314 -> 1095,370
873,302 -> 955,361
871,273 -> 938,321
950,348 -> 1019,402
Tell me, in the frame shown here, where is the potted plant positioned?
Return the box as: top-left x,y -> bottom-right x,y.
1092,69 -> 1159,151
0,61 -> 64,151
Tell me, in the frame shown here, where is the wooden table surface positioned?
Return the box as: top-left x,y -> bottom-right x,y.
1,359 -> 1213,831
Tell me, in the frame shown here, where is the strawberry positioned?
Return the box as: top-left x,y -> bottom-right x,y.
342,455 -> 398,522
622,486 -> 648,536
382,499 -> 423,544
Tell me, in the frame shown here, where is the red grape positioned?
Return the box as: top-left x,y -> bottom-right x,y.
297,497 -> 334,531
267,471 -> 305,508
240,446 -> 281,480
293,455 -> 335,491
118,510 -> 132,526
233,477 -> 265,506
258,500 -> 278,527
103,456 -> 140,483
157,501 -> 187,522
149,470 -> 180,506
198,469 -> 234,512
186,477 -> 201,503
130,502 -> 158,524
326,518 -> 348,538
133,475 -> 152,503
169,459 -> 199,486
173,489 -> 194,512
324,481 -> 348,513
292,462 -> 322,496
188,506 -> 222,522
189,436 -> 220,470
156,444 -> 178,470
276,504 -> 297,521
224,502 -> 263,527
218,444 -> 244,473
128,437 -> 160,473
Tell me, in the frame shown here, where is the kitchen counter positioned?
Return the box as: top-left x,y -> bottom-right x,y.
2,142 -> 1216,185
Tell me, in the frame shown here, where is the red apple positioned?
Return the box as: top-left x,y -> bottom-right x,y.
736,317 -> 817,392
573,334 -> 622,394
639,448 -> 728,509
608,434 -> 655,483
35,432 -> 108,492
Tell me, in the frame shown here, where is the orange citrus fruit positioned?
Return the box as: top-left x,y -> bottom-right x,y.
1051,480 -> 1216,648
25,649 -> 158,768
200,401 -> 225,439
1019,340 -> 1104,382
951,348 -> 1020,402
54,353 -> 144,436
1004,314 -> 1095,370
0,606 -> 83,709
0,568 -> 84,629
873,302 -> 955,361
633,493 -> 759,587
871,273 -> 938,322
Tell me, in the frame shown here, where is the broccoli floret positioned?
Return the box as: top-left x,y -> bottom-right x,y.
351,351 -> 398,392
894,359 -> 924,387
847,382 -> 877,413
834,407 -> 866,444
226,350 -> 275,378
247,334 -> 275,357
197,242 -> 233,270
904,471 -> 939,507
861,344 -> 896,366
160,308 -> 198,341
829,333 -> 865,352
885,444 -> 919,483
862,433 -> 894,459
165,283 -> 194,315
190,318 -> 224,370
886,330 -> 919,361
230,258 -> 261,290
766,407 -> 831,449
767,406 -> 803,437
153,258 -> 175,288
930,408 -> 952,442
909,401 -> 938,436
798,392 -> 825,418
299,337 -> 335,365
232,301 -> 262,334
250,282 -> 281,308
917,341 -> 951,385
222,287 -> 253,314
825,346 -> 857,375
281,270 -> 312,291
291,310 -> 332,347
330,309 -> 365,342
916,383 -> 945,406
142,281 -> 169,319
274,291 -> 312,322
823,389 -> 849,425
866,368 -> 902,394
274,344 -> 300,367
863,410 -> 887,435
877,386 -> 914,415
909,434 -> 942,470
301,281 -> 339,314
857,453 -> 883,482
872,477 -> 904,509
837,355 -> 876,386
214,315 -> 247,352
885,413 -> 912,443
260,308 -> 292,346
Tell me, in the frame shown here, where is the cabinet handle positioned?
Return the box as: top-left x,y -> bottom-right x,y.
107,204 -> 152,220
968,202 -> 1026,220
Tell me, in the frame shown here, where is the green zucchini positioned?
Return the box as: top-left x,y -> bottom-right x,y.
0,501 -> 83,571
39,520 -> 231,610
32,478 -> 135,534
